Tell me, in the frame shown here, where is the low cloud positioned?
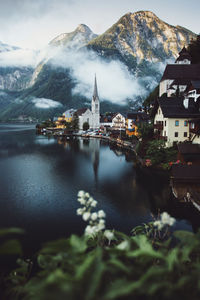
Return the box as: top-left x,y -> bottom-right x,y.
32,97 -> 63,109
50,48 -> 160,105
0,48 -> 40,67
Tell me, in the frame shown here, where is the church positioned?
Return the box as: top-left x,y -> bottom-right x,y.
76,75 -> 100,130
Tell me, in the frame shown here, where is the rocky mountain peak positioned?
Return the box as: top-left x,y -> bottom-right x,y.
75,24 -> 93,34
49,24 -> 97,48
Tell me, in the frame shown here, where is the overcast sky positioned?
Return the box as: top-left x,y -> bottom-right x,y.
0,0 -> 199,49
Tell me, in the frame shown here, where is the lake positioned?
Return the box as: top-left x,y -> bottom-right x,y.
0,124 -> 197,254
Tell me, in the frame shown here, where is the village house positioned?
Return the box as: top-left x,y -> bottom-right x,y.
154,95 -> 200,147
55,109 -> 75,128
126,112 -> 149,137
154,46 -> 200,147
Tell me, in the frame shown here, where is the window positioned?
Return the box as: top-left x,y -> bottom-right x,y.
175,132 -> 178,137
164,131 -> 166,136
164,121 -> 166,126
175,120 -> 179,126
184,120 -> 188,126
184,132 -> 187,137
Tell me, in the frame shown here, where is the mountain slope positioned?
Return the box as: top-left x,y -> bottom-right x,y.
49,24 -> 97,49
0,11 -> 197,120
87,11 -> 196,72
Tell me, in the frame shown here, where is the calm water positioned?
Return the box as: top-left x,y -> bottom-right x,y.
0,124 -> 197,253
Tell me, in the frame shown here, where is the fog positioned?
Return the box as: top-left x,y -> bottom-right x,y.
49,47 -> 162,104
32,97 -> 63,109
0,43 -> 164,105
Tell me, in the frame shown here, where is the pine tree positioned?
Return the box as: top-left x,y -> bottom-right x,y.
187,35 -> 200,63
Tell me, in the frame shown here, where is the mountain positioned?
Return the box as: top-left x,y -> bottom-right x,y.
49,24 -> 98,49
87,11 -> 196,74
0,41 -> 34,92
0,11 -> 197,120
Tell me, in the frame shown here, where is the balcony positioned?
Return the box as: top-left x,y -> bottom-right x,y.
154,123 -> 163,130
189,126 -> 200,135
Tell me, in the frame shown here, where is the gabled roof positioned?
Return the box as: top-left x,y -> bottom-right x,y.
127,112 -> 149,121
112,112 -> 126,120
161,64 -> 200,81
76,108 -> 89,116
171,165 -> 200,182
178,143 -> 200,155
175,47 -> 192,63
158,95 -> 200,118
170,78 -> 191,87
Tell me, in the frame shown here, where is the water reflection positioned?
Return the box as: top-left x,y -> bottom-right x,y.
0,124 -> 198,254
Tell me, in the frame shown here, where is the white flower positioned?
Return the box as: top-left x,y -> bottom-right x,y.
91,200 -> 97,207
79,198 -> 86,205
82,212 -> 91,221
76,208 -> 84,215
91,212 -> 98,221
78,190 -> 85,198
99,219 -> 105,225
104,230 -> 114,241
98,210 -> 106,218
85,192 -> 90,198
87,197 -> 94,205
161,212 -> 176,226
153,220 -> 163,230
117,240 -> 129,250
85,225 -> 96,236
96,223 -> 105,231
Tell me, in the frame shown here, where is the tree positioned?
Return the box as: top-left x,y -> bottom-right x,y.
187,35 -> 200,63
83,122 -> 89,131
71,113 -> 79,131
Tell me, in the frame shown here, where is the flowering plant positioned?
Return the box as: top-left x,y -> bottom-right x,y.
77,190 -> 114,243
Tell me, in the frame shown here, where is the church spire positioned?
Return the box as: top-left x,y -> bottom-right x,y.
93,74 -> 98,99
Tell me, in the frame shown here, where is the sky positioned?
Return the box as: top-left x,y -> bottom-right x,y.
0,0 -> 200,50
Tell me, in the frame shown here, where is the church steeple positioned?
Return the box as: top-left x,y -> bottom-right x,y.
91,74 -> 100,129
93,74 -> 99,100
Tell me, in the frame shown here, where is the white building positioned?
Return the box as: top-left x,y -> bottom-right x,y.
154,96 -> 200,147
77,75 -> 100,130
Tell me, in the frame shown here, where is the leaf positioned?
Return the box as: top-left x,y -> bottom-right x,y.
104,279 -> 140,299
0,239 -> 22,255
0,227 -> 24,237
128,235 -> 163,259
108,258 -> 130,273
69,234 -> 87,253
85,247 -> 105,300
39,239 -> 69,254
75,251 -> 96,280
166,248 -> 179,271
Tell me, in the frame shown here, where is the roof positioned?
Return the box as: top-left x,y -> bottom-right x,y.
191,80 -> 200,89
112,112 -> 126,120
158,96 -> 200,118
170,79 -> 191,87
175,47 -> 192,63
76,108 -> 89,116
93,75 -> 99,100
127,112 -> 149,121
178,143 -> 200,155
63,109 -> 75,118
161,64 -> 200,81
171,165 -> 200,182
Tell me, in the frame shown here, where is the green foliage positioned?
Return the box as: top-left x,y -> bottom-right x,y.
2,226 -> 200,300
137,123 -> 153,140
145,140 -> 177,166
83,122 -> 90,131
143,85 -> 159,109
